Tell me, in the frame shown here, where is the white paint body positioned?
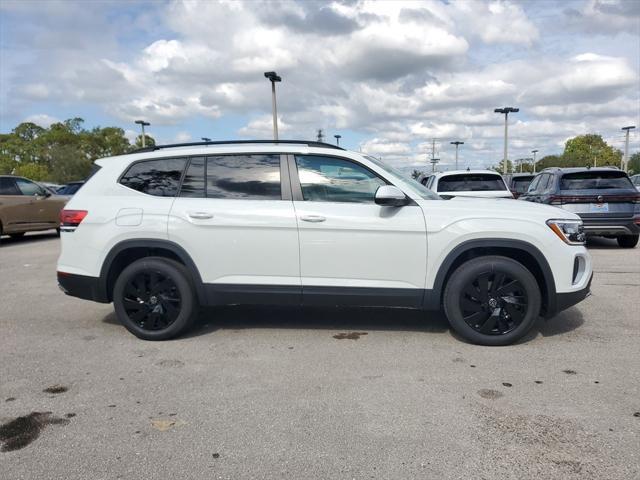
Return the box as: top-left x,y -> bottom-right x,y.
430,170 -> 514,199
58,145 -> 591,298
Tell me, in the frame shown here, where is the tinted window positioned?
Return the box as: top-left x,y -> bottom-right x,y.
180,157 -> 206,198
59,183 -> 83,195
16,178 -> 46,196
120,158 -> 187,197
511,176 -> 534,193
295,155 -> 386,203
632,175 -> 640,186
206,154 -> 280,199
560,171 -> 634,190
527,175 -> 541,193
541,174 -> 554,192
437,174 -> 507,192
0,177 -> 20,195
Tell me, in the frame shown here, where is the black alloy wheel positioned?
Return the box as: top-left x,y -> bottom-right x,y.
113,257 -> 198,340
459,271 -> 528,335
122,270 -> 182,331
443,255 -> 541,346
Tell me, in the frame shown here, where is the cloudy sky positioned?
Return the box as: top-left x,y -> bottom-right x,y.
1,0 -> 638,170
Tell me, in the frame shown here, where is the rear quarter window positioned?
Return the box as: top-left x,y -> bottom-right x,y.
437,174 -> 507,192
120,158 -> 187,197
560,171 -> 634,190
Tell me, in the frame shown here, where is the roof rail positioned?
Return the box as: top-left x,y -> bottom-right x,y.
131,139 -> 344,154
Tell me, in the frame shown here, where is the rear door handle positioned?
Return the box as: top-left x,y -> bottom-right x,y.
187,211 -> 214,220
300,215 -> 326,223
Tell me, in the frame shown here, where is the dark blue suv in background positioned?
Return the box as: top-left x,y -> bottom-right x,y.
519,167 -> 640,248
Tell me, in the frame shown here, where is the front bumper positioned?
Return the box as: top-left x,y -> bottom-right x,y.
552,272 -> 593,315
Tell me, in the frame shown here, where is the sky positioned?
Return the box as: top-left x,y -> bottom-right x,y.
0,0 -> 639,172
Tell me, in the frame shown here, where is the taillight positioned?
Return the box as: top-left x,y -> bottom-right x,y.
548,195 -> 563,205
60,209 -> 88,226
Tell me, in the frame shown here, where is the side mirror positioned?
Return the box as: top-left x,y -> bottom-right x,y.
375,185 -> 409,207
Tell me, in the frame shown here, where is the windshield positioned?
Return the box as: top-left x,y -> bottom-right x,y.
438,173 -> 507,192
560,171 -> 633,190
364,155 -> 440,200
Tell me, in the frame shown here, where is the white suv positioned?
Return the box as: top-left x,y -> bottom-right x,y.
424,170 -> 513,199
57,140 -> 592,346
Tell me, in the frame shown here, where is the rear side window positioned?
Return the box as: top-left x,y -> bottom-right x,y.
0,177 -> 20,195
179,154 -> 281,200
560,171 -> 634,190
120,158 -> 187,197
437,174 -> 507,192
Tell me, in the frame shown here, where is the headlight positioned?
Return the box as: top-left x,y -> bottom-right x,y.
547,219 -> 585,245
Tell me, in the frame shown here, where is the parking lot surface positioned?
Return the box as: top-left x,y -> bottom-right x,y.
1,232 -> 639,479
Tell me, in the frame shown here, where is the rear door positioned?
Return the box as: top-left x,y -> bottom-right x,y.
289,154 -> 427,307
168,154 -> 300,304
14,178 -> 58,228
0,177 -> 32,232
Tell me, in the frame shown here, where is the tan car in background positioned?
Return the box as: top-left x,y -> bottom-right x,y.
0,175 -> 68,241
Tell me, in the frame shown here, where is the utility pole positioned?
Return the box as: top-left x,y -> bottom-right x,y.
494,107 -> 519,174
429,139 -> 439,172
316,129 -> 324,143
134,120 -> 150,147
531,149 -> 538,173
450,141 -> 464,170
264,71 -> 281,140
334,134 -> 341,146
622,126 -> 636,172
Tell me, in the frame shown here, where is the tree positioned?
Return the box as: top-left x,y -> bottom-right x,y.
627,152 -> 640,175
490,159 -> 514,174
563,134 -> 622,168
13,162 -> 49,181
135,134 -> 156,148
536,154 -> 562,170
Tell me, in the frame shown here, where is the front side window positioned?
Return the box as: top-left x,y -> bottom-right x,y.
295,155 -> 386,203
15,178 -> 46,196
437,174 -> 507,192
120,158 -> 187,197
0,177 -> 20,195
527,174 -> 542,193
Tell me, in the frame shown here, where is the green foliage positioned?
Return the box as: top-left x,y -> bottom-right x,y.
627,152 -> 640,175
0,118 -> 156,183
135,134 -> 156,148
490,159 -> 514,174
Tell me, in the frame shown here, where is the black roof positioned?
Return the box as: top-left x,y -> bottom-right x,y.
131,139 -> 344,154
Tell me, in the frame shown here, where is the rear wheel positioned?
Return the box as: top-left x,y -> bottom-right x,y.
113,257 -> 198,340
616,234 -> 638,248
443,256 -> 541,346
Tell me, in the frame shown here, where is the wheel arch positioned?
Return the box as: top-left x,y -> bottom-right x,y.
99,239 -> 205,304
426,239 -> 557,317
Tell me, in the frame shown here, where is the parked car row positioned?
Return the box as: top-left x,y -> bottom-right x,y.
416,166 -> 640,248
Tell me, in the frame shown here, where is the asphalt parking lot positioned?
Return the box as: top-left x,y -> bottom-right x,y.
1,232 -> 639,479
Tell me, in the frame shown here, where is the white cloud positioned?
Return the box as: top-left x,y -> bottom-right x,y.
23,113 -> 59,128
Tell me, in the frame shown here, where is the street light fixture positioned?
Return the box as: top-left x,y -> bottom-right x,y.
494,107 -> 519,174
134,120 -> 150,148
264,71 -> 282,140
622,126 -> 636,172
450,141 -> 464,170
334,134 -> 341,146
531,149 -> 539,173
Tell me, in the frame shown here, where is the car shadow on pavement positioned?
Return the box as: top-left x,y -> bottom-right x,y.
0,230 -> 58,246
586,236 -> 622,249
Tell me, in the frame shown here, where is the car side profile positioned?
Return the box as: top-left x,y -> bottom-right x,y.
424,170 -> 513,199
519,167 -> 640,248
57,140 -> 592,346
0,175 -> 68,241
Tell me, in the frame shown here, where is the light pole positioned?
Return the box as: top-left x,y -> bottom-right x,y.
430,158 -> 440,172
450,141 -> 464,169
334,134 -> 341,146
531,149 -> 538,173
494,107 -> 519,174
622,126 -> 636,172
264,71 -> 281,140
201,137 -> 211,142
134,120 -> 150,147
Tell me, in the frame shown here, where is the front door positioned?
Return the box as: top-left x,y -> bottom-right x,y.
289,154 -> 427,307
168,154 -> 300,305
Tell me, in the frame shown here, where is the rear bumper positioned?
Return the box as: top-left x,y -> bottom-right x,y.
581,217 -> 640,236
57,272 -> 109,303
552,272 -> 593,316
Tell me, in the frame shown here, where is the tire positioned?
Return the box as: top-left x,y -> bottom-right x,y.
616,234 -> 638,248
113,257 -> 198,340
9,232 -> 25,239
443,255 -> 541,346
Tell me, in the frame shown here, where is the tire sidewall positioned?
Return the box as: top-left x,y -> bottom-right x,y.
443,256 -> 541,346
113,257 -> 196,340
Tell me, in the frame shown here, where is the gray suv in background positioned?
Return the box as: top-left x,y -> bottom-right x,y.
519,167 -> 640,248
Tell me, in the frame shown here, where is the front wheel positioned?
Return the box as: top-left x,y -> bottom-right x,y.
113,257 -> 198,340
617,234 -> 638,248
443,256 -> 541,346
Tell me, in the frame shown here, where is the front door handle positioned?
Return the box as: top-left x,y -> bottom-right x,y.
300,215 -> 326,223
187,211 -> 214,220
